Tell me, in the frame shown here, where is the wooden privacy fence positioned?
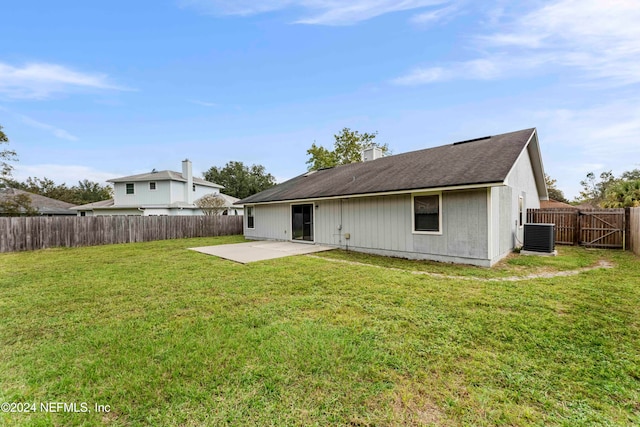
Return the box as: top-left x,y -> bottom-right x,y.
0,215 -> 243,253
527,208 -> 626,249
526,209 -> 578,245
630,207 -> 640,256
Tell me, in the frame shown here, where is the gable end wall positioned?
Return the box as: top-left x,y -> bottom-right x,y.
501,148 -> 541,254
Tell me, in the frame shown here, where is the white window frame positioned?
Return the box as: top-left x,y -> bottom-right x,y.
149,182 -> 157,191
126,183 -> 135,195
518,195 -> 524,228
411,191 -> 443,235
246,206 -> 255,229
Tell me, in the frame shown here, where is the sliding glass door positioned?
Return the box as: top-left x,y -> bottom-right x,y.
292,204 -> 314,242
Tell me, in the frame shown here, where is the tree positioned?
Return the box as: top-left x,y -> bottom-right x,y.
9,176 -> 112,205
544,174 -> 569,203
0,125 -> 17,187
0,125 -> 37,216
195,194 -> 227,216
72,179 -> 113,205
20,177 -> 71,201
0,191 -> 39,216
203,161 -> 276,199
602,179 -> 640,208
306,128 -> 390,170
575,170 -> 617,206
620,168 -> 640,181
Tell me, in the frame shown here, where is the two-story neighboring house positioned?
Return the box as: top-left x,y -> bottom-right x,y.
72,159 -> 243,216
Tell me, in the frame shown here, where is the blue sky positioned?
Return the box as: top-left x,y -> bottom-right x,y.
2,0 -> 639,199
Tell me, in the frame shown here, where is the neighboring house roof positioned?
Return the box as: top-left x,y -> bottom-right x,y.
69,199 -> 115,210
0,188 -> 76,215
540,199 -> 577,209
575,202 -> 600,210
217,193 -> 243,208
108,170 -> 223,189
239,128 -> 546,204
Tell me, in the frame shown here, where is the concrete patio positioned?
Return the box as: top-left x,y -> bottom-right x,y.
189,240 -> 334,264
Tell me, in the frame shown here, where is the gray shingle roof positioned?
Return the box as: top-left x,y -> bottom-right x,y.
239,128 -> 536,204
108,170 -> 223,188
69,199 -> 115,210
0,188 -> 77,215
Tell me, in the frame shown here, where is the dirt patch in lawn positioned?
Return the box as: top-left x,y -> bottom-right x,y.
307,256 -> 614,282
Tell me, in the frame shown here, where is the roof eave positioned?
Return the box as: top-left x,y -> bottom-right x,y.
240,181 -> 505,205
503,128 -> 548,201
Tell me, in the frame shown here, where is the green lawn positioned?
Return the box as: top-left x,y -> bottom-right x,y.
1,236 -> 639,426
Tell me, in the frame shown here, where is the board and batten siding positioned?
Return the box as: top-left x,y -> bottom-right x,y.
315,195 -> 412,252
246,188 -> 493,266
504,147 -> 541,245
327,189 -> 489,265
411,189 -> 488,262
244,203 -> 290,240
490,185 -> 516,263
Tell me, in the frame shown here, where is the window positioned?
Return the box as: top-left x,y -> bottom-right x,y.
518,195 -> 524,227
149,182 -> 156,190
413,194 -> 441,233
247,206 -> 255,229
126,183 -> 134,194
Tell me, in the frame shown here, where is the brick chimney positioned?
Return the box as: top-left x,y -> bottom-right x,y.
182,159 -> 194,204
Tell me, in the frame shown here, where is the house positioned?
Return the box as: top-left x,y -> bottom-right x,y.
0,188 -> 76,216
540,199 -> 577,209
72,159 -> 243,216
575,201 -> 600,210
237,128 -> 548,267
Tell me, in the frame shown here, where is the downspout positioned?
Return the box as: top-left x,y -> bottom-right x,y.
339,199 -> 343,247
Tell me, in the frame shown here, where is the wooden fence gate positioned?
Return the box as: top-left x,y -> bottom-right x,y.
578,210 -> 625,248
527,208 -> 626,248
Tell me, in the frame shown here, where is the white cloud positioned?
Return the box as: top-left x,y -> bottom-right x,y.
392,66 -> 447,85
393,0 -> 640,86
188,99 -> 218,107
18,115 -> 79,141
0,62 -> 131,99
12,164 -> 119,186
180,0 -> 453,25
179,0 -> 292,16
0,106 -> 79,142
392,57 -> 523,84
410,4 -> 458,26
532,99 -> 640,198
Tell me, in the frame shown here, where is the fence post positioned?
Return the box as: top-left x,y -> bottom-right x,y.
574,211 -> 581,246
625,207 -> 630,251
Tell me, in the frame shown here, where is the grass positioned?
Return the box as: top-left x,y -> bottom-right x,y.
0,236 -> 638,426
